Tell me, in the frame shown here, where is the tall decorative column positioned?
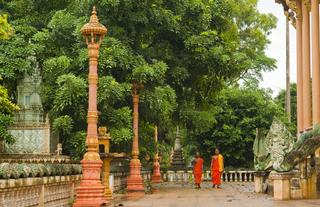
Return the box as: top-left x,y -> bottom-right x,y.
311,0 -> 320,125
296,0 -> 304,134
302,1 -> 312,130
73,7 -> 107,207
151,125 -> 162,183
127,83 -> 145,196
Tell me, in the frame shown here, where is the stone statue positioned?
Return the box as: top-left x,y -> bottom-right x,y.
266,118 -> 295,172
253,128 -> 272,171
56,143 -> 62,155
253,118 -> 295,172
281,126 -> 320,170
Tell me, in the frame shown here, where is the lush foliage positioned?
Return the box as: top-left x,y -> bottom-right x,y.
0,85 -> 19,144
0,0 -> 278,168
0,14 -> 13,40
0,13 -> 18,144
275,83 -> 297,132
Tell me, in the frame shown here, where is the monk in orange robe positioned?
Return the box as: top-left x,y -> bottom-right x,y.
211,148 -> 224,188
193,152 -> 204,189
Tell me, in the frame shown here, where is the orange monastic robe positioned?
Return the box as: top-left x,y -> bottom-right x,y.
211,154 -> 224,185
193,158 -> 204,184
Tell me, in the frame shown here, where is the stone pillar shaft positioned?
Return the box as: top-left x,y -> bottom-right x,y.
127,84 -> 144,196
86,44 -> 99,156
312,0 -> 320,125
152,126 -> 162,183
132,93 -> 139,158
302,2 -> 312,130
296,1 -> 304,134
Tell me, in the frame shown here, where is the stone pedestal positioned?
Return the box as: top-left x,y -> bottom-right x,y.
270,171 -> 294,200
151,160 -> 162,183
101,157 -> 113,200
290,177 -> 302,199
127,158 -> 145,199
73,160 -> 107,207
301,172 -> 318,199
254,171 -> 266,193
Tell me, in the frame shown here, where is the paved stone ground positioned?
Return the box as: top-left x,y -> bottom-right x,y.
111,182 -> 320,207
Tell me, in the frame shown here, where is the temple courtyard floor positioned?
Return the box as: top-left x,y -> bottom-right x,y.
111,182 -> 320,207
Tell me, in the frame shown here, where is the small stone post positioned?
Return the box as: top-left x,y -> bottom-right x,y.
270,171 -> 294,200
254,171 -> 266,193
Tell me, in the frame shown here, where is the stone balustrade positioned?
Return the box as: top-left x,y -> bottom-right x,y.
0,162 -> 82,179
109,171 -> 129,193
162,170 -> 255,183
0,153 -> 73,163
109,170 -> 151,193
0,175 -> 81,207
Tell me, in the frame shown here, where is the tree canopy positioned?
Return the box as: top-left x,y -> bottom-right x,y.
0,0 -> 279,168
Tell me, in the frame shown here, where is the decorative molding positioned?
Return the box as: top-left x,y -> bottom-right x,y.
286,0 -> 302,19
302,0 -> 311,11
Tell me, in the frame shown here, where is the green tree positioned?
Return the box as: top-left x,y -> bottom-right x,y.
0,84 -> 19,144
0,13 -> 18,144
0,14 -> 13,40
184,86 -> 288,168
0,0 -> 277,162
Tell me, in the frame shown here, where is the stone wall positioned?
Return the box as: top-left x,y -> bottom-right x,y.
6,124 -> 51,154
0,175 -> 81,207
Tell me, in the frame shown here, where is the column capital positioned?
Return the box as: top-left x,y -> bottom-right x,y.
285,10 -> 297,27
302,0 -> 311,11
131,82 -> 144,96
282,0 -> 302,19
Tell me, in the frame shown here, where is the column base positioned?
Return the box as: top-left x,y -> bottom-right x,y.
270,171 -> 294,200
151,164 -> 162,183
126,190 -> 145,200
104,187 -> 113,200
127,158 -> 145,192
73,159 -> 107,207
151,174 -> 163,183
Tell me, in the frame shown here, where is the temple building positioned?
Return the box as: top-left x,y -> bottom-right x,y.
275,0 -> 320,134
4,56 -> 58,154
263,0 -> 320,200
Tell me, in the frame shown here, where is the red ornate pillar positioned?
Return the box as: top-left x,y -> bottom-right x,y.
127,83 -> 145,196
73,7 -> 108,207
151,125 -> 162,183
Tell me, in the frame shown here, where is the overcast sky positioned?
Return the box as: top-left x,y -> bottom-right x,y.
257,0 -> 297,96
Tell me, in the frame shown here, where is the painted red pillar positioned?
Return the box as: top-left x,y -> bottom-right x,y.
127,83 -> 145,196
73,7 -> 108,207
151,125 -> 162,183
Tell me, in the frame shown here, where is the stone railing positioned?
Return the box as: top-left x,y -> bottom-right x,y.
0,153 -> 72,163
0,175 -> 81,207
162,170 -> 255,183
109,171 -> 129,193
0,162 -> 82,179
109,170 -> 151,193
